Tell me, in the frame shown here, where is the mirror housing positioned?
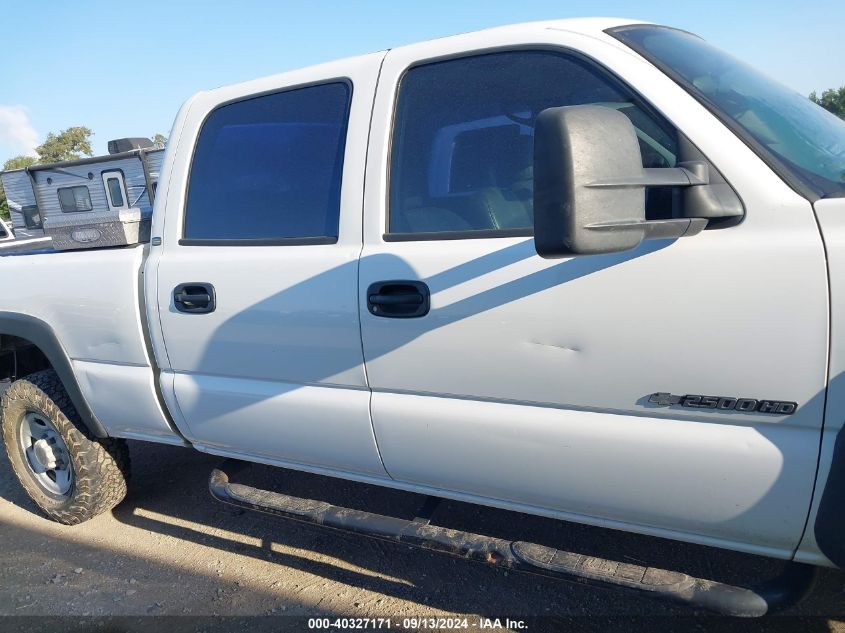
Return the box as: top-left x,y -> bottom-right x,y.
533,105 -> 737,259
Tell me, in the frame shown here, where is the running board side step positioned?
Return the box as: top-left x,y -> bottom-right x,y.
209,460 -> 817,617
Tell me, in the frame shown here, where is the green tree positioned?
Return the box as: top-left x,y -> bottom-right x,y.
151,133 -> 167,148
809,86 -> 845,119
34,126 -> 94,163
0,155 -> 38,222
4,155 -> 37,171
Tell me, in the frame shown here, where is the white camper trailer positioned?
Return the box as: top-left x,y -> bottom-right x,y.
30,139 -> 164,250
0,138 -> 164,253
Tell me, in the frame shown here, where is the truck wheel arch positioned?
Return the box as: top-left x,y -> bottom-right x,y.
0,312 -> 108,438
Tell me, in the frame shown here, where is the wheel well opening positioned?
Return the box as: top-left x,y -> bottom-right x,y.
0,335 -> 52,383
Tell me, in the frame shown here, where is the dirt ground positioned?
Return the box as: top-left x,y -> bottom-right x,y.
0,418 -> 843,632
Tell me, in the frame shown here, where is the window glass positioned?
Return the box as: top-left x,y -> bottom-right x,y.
610,25 -> 845,199
184,82 -> 351,242
0,221 -> 8,238
389,51 -> 679,236
22,205 -> 41,229
57,186 -> 93,213
106,177 -> 125,207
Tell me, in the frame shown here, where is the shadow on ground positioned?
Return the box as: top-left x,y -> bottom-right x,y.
1,439 -> 843,631
117,442 -> 845,617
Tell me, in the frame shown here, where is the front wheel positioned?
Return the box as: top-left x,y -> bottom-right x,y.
1,369 -> 130,524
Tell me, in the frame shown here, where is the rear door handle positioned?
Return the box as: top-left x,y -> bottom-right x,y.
367,281 -> 430,318
173,282 -> 216,314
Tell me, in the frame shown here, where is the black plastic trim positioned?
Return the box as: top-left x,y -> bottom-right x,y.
26,148 -> 148,172
0,312 -> 108,438
173,282 -> 217,314
366,280 -> 430,318
138,148 -> 158,205
178,236 -> 338,247
605,24 -> 821,203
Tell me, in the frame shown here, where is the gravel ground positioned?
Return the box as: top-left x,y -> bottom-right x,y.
0,393 -> 843,632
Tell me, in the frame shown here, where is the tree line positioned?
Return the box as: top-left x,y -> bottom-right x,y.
810,86 -> 845,119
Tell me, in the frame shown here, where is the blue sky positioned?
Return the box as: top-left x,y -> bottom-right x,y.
1,0 -> 842,163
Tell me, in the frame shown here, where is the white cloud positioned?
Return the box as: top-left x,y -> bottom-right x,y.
0,105 -> 39,157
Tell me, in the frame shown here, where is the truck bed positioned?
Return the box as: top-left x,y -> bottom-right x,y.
0,244 -> 178,443
0,236 -> 53,255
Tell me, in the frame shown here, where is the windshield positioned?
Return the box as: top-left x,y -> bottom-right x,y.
609,25 -> 845,199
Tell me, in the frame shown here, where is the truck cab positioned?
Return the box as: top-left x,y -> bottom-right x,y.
1,18 -> 844,615
145,19 -> 834,564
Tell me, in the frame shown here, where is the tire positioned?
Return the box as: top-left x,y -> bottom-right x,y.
1,369 -> 130,524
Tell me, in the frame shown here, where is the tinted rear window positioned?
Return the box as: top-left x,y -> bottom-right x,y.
184,82 -> 351,242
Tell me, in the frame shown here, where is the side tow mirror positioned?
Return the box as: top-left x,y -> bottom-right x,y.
532,105 -> 737,259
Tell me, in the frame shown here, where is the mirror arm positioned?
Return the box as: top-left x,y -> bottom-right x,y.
585,217 -> 708,240
585,161 -> 709,189
584,159 -> 743,226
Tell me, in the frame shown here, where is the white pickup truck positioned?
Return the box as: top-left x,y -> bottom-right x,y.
2,19 -> 844,616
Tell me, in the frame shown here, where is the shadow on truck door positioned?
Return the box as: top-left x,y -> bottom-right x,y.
185,237 -> 673,413
171,231 -> 828,560
164,237 -> 677,479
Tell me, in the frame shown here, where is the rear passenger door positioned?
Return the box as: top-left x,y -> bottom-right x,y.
150,55 -> 388,477
358,37 -> 827,555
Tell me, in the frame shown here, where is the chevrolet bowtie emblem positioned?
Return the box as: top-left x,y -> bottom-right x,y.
649,392 -> 683,406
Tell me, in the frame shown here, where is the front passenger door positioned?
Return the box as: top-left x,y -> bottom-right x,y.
358,44 -> 827,554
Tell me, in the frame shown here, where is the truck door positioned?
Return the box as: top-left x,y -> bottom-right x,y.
149,55 -> 387,477
358,37 -> 828,556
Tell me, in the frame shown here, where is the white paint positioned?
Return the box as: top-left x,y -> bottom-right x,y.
73,359 -> 176,442
359,23 -> 828,553
0,245 -> 150,364
149,53 -> 388,471
795,197 -> 845,567
171,372 -> 386,475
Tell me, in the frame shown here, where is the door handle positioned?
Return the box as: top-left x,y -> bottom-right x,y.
173,282 -> 216,314
367,281 -> 430,318
174,292 -> 210,304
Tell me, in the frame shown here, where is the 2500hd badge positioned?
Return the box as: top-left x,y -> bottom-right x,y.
648,392 -> 798,415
